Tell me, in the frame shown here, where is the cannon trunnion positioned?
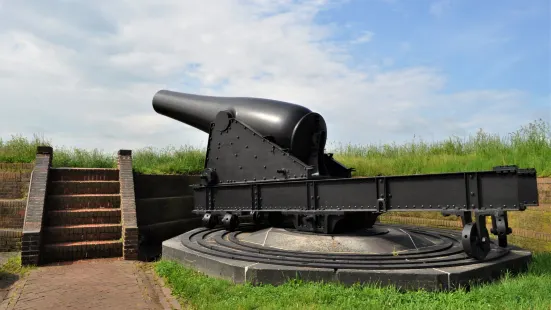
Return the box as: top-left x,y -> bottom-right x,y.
152,90 -> 540,260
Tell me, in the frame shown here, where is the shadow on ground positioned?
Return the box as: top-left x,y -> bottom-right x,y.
0,272 -> 19,290
139,243 -> 162,262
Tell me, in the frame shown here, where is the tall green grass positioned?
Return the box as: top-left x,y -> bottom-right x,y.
331,118 -> 551,176
1,119 -> 550,176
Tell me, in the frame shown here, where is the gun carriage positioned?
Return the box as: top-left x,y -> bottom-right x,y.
153,90 -> 539,261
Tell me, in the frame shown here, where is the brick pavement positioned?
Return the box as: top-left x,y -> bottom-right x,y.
0,258 -> 181,310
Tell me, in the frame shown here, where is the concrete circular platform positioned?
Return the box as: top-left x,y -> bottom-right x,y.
161,224 -> 532,291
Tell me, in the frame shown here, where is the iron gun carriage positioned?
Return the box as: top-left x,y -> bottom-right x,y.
152,90 -> 539,260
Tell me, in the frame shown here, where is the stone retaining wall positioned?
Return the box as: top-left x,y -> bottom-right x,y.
134,174 -> 201,246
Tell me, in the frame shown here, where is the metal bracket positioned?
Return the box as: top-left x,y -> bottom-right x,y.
492,165 -> 518,173
376,177 -> 387,213
490,211 -> 512,247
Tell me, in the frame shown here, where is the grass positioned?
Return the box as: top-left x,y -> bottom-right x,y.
154,252 -> 551,310
0,119 -> 550,176
0,255 -> 34,280
331,118 -> 551,177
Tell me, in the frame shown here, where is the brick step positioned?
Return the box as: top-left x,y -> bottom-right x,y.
46,209 -> 121,226
49,168 -> 119,181
49,181 -> 120,195
43,224 -> 122,243
42,240 -> 123,263
47,194 -> 121,210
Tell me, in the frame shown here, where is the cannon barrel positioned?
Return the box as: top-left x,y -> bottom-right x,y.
152,90 -> 327,153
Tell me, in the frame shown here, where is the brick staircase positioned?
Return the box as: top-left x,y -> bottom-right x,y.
41,168 -> 124,263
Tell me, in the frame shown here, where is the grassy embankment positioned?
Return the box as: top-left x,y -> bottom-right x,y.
153,252 -> 551,310
1,119 -> 550,177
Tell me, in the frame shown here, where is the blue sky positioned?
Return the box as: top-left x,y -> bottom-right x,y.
326,0 -> 549,94
341,1 -> 549,94
0,0 -> 549,151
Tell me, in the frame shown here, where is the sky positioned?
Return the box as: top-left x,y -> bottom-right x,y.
0,0 -> 549,152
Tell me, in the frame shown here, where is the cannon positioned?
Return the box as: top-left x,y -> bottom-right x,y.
153,90 -> 539,260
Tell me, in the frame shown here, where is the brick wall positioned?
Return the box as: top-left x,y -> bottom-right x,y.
118,150 -> 139,260
0,163 -> 32,199
21,147 -> 52,266
0,199 -> 26,229
0,163 -> 32,252
0,230 -> 22,252
538,178 -> 551,204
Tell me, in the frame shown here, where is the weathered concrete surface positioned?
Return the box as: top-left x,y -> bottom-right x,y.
162,226 -> 532,291
0,259 -> 181,310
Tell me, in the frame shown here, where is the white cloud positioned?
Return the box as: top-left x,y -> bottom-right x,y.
351,31 -> 374,44
0,0 -> 541,153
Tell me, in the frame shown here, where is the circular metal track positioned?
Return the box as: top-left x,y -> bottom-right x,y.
180,224 -> 510,270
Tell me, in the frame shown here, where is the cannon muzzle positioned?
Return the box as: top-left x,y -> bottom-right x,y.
152,90 -> 327,153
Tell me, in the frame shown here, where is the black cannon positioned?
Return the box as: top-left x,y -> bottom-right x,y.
152,89 -> 539,260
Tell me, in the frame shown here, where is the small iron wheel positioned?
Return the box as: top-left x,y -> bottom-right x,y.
461,222 -> 491,260
221,213 -> 239,232
201,213 -> 218,229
